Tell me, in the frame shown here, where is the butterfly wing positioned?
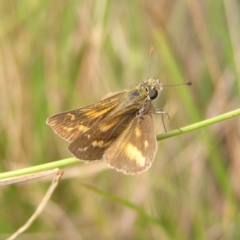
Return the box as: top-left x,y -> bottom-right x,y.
46,92 -> 127,142
68,103 -> 142,160
104,110 -> 157,174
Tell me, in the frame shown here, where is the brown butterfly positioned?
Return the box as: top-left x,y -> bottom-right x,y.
46,78 -> 190,174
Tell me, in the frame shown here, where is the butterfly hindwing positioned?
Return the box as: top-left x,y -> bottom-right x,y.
104,109 -> 157,174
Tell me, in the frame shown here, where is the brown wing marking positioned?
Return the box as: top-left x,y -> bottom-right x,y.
68,104 -> 142,160
46,92 -> 127,142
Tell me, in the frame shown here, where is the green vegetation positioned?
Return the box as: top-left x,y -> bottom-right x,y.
0,1 -> 240,239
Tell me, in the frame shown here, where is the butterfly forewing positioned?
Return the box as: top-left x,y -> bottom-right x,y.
104,109 -> 157,174
68,103 -> 142,160
46,92 -> 127,142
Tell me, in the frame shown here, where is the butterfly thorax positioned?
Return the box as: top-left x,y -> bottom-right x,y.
113,78 -> 163,114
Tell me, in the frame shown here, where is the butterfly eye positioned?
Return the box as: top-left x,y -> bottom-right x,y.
149,88 -> 158,100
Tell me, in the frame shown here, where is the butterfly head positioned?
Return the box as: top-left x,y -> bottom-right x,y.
140,78 -> 163,101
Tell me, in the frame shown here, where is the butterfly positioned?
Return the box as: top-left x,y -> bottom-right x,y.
47,78 -> 185,174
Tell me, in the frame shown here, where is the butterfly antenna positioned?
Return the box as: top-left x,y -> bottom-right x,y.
162,81 -> 192,88
147,46 -> 154,78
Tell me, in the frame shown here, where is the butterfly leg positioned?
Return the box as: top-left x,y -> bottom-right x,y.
154,108 -> 171,132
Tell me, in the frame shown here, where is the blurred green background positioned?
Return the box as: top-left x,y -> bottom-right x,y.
0,0 -> 240,239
